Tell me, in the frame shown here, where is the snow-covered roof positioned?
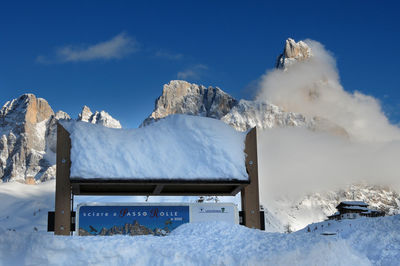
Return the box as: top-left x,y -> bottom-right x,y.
342,206 -> 369,211
61,115 -> 249,181
339,201 -> 369,207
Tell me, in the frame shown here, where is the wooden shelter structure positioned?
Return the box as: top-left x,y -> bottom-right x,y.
327,201 -> 385,220
54,123 -> 261,235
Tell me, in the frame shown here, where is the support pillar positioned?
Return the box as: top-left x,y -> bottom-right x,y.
54,123 -> 72,235
241,127 -> 261,229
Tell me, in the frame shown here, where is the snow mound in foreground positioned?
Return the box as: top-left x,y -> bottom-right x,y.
1,217 -> 400,265
62,115 -> 248,180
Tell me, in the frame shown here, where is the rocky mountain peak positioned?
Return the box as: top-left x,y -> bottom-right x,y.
78,105 -> 121,128
0,94 -> 121,183
78,105 -> 93,122
141,80 -> 237,126
0,93 -> 54,128
276,38 -> 312,69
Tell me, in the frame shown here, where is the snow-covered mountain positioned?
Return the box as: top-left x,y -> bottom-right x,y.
0,94 -> 121,183
141,38 -> 400,231
141,80 -> 315,132
265,183 -> 400,232
1,37 -> 399,233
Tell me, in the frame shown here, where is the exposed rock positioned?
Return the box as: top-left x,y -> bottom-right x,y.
78,105 -> 121,128
275,38 -> 312,70
78,106 -> 92,122
141,80 -> 312,132
0,94 -> 120,182
0,94 -> 54,182
141,80 -> 237,126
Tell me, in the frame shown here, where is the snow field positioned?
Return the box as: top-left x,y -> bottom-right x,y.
0,181 -> 400,265
2,219 -> 396,265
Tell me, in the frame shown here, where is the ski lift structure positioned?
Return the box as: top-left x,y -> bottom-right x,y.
52,123 -> 261,235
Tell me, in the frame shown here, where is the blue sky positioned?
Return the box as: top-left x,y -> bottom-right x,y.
0,0 -> 399,128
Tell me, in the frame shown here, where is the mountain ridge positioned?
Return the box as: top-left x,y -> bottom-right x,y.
0,37 -> 398,233
0,94 -> 121,183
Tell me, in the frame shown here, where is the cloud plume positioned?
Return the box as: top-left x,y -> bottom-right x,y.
256,40 -> 400,142
255,39 -> 400,200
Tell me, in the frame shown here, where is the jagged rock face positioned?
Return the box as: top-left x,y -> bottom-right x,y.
222,100 -> 308,132
141,80 -> 310,132
78,105 -> 121,128
0,94 -> 120,182
141,80 -> 350,137
0,94 -> 54,182
141,80 -> 237,126
275,38 -> 312,70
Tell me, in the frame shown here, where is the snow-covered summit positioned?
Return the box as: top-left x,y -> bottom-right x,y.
78,105 -> 121,128
221,99 -> 308,131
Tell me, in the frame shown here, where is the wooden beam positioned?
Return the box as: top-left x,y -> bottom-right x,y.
241,127 -> 261,229
70,182 -> 246,196
54,123 -> 72,235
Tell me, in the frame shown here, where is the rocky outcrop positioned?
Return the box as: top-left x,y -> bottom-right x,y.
141,80 -> 312,132
0,94 -> 121,182
78,106 -> 121,128
141,80 -> 237,126
0,94 -> 54,182
275,38 -> 312,70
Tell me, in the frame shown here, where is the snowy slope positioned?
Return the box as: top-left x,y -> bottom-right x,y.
262,184 -> 400,233
0,181 -> 55,233
1,214 -> 399,265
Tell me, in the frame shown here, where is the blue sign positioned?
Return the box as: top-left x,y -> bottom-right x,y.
78,205 -> 189,236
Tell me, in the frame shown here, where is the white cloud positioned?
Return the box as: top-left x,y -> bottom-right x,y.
255,39 -> 400,200
258,127 -> 400,200
177,64 -> 208,80
256,39 -> 400,142
37,32 -> 138,63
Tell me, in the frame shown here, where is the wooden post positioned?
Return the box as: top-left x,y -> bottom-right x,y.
241,127 -> 261,229
54,123 -> 72,235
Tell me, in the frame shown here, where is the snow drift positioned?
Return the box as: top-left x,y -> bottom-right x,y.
1,217 -> 399,265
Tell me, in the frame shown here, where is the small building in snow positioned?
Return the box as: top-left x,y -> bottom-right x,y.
327,201 -> 385,220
